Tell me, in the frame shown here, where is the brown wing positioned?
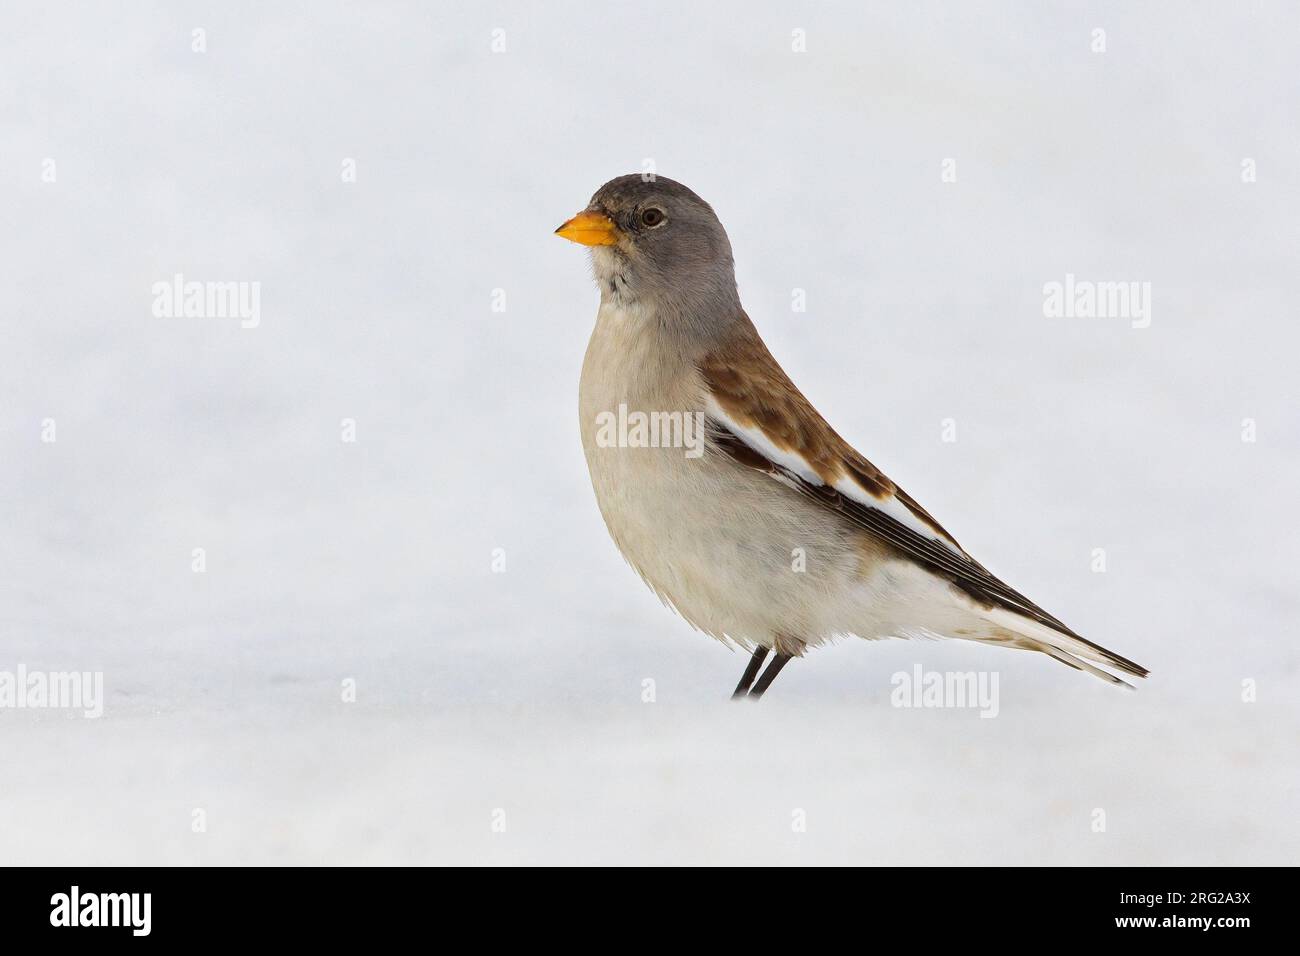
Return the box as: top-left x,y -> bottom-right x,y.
698,319 -> 1093,643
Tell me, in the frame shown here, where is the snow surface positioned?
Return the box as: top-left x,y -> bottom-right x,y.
2,1 -> 1297,865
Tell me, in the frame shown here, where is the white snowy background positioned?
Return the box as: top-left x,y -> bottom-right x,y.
2,1 -> 1297,865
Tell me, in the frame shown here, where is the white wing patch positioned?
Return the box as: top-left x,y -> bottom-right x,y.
704,396 -> 826,487
705,395 -> 965,557
830,476 -> 958,553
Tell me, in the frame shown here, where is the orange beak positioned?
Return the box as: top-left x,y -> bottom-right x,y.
554,209 -> 619,247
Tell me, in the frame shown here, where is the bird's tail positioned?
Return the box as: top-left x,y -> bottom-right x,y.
978,607 -> 1150,689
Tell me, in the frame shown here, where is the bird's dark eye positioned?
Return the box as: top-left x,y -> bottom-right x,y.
640,208 -> 665,228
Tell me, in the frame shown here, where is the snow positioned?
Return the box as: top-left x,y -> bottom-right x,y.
1,1 -> 1297,865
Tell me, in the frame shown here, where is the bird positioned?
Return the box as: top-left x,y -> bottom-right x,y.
556,174 -> 1148,700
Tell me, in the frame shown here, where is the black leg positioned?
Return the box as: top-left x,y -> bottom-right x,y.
748,653 -> 792,700
731,646 -> 769,699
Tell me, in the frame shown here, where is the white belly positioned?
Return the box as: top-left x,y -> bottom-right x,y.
577,303 -> 921,652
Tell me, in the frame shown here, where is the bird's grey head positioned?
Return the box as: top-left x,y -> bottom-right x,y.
556,175 -> 741,336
